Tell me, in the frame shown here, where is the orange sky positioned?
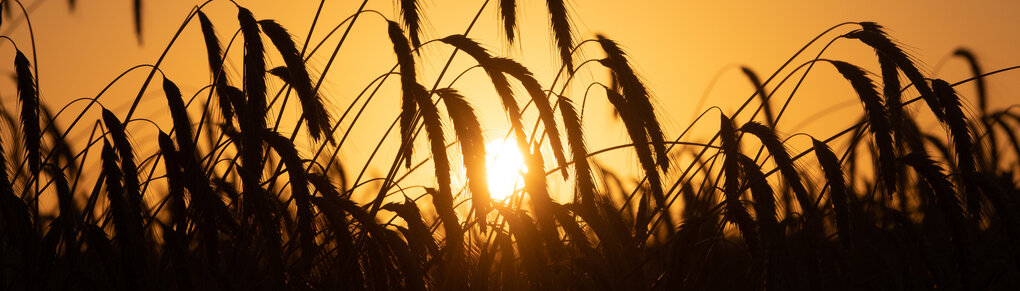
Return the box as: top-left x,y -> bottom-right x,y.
2,0 -> 1018,201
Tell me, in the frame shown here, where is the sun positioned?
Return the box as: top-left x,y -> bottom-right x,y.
485,138 -> 528,202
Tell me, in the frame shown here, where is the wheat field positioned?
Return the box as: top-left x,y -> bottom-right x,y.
2,0 -> 1020,290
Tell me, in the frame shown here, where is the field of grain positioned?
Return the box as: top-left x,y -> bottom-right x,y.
2,0 -> 1020,290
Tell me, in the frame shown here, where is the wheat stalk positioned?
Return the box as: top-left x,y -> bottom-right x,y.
196,10 -> 234,123
829,60 -> 898,195
499,0 -> 517,45
436,88 -> 491,230
260,20 -> 334,143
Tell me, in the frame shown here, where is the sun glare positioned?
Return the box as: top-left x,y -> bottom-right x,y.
485,138 -> 528,202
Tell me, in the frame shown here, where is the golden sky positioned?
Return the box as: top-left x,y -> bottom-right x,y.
2,0 -> 1018,200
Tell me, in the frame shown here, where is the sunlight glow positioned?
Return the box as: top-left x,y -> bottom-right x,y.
485,138 -> 527,202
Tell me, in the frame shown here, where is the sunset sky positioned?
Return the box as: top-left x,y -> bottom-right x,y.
2,0 -> 1018,200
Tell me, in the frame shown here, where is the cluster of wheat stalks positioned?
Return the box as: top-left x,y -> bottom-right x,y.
2,0 -> 1020,290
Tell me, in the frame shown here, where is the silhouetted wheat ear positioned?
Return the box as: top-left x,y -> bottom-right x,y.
812,138 -> 854,249
162,77 -> 194,153
877,54 -> 901,108
101,108 -> 146,218
14,50 -> 39,175
487,57 -> 568,178
436,88 -> 490,229
500,0 -> 517,45
262,130 -> 317,268
740,66 -> 775,128
596,35 -> 669,171
878,53 -> 924,152
389,21 -> 418,168
413,84 -> 461,258
737,154 -> 778,250
829,60 -> 897,195
932,79 -> 981,216
848,23 -> 940,120
603,87 -> 665,207
237,6 -> 266,125
547,0 -> 574,73
739,121 -> 816,218
259,20 -> 334,143
719,113 -> 763,261
234,3 -> 270,202
932,79 -> 976,174
399,0 -> 423,50
440,34 -> 490,60
196,10 -> 233,122
157,131 -> 187,231
955,48 -> 996,169
557,96 -> 595,206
